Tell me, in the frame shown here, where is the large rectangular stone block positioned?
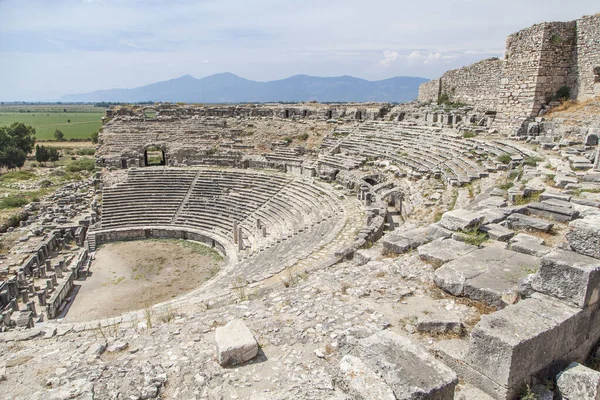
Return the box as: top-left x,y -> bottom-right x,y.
465,294 -> 582,390
566,216 -> 600,260
215,319 -> 258,366
532,250 -> 600,308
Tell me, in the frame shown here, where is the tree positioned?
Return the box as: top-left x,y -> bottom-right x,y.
48,147 -> 60,162
67,119 -> 71,123
0,146 -> 27,170
0,123 -> 36,154
35,145 -> 49,165
54,129 -> 65,141
0,123 -> 35,170
90,131 -> 99,144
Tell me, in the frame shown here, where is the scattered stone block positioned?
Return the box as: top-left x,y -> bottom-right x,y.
339,330 -> 457,400
539,191 -> 572,202
215,319 -> 258,366
107,341 -> 129,353
532,250 -> 600,308
418,238 -> 478,268
479,224 -> 514,242
383,228 -> 429,254
505,213 -> 553,233
555,174 -> 579,188
508,233 -> 551,257
557,362 -> 600,400
353,248 -> 376,266
566,215 -> 600,259
527,200 -> 579,222
439,209 -> 484,232
426,223 -> 453,240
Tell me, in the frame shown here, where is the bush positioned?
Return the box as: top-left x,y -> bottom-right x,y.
0,195 -> 29,209
298,133 -> 309,141
462,131 -> 477,139
283,136 -> 293,144
54,129 -> 65,141
497,153 -> 512,164
66,157 -> 95,173
523,156 -> 544,167
437,92 -> 450,105
76,148 -> 96,156
90,131 -> 99,144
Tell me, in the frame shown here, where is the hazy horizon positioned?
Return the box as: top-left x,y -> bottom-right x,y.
1,0 -> 598,101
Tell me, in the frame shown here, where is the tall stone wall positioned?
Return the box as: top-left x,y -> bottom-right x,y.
417,79 -> 440,103
496,21 -> 577,132
570,14 -> 600,100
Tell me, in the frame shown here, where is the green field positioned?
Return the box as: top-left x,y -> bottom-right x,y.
0,104 -> 105,140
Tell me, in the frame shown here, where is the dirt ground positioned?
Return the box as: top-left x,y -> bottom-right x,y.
63,239 -> 223,322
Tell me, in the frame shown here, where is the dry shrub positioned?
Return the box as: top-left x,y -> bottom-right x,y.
546,97 -> 600,116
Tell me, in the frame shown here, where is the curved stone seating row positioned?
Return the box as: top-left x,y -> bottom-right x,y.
331,122 -> 531,185
100,168 -> 343,259
100,169 -> 197,228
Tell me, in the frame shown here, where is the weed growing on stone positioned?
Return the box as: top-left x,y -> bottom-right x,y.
144,305 -> 153,330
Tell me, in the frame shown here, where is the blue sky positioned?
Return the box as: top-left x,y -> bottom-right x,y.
0,0 -> 598,101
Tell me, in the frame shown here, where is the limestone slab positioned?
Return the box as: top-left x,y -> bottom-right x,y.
506,213 -> 553,233
508,233 -> 551,257
418,238 -> 478,268
479,224 -> 515,242
434,247 -> 539,307
340,330 -> 457,400
215,319 -> 258,366
439,209 -> 485,232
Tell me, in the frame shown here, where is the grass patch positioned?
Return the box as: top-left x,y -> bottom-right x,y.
66,157 -> 95,173
513,191 -> 541,205
458,225 -> 488,246
462,130 -> 477,139
0,194 -> 29,209
75,148 -> 96,156
0,105 -> 104,140
498,181 -> 514,190
523,155 -> 544,167
0,170 -> 36,182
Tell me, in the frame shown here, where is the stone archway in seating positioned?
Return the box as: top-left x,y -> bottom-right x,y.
144,144 -> 167,166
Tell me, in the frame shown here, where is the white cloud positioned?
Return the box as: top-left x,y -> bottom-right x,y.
406,51 -> 454,65
378,50 -> 399,67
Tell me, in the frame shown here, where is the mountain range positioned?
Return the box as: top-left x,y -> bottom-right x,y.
61,73 -> 428,103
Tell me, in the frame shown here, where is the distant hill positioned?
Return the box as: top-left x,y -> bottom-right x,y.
61,73 -> 428,103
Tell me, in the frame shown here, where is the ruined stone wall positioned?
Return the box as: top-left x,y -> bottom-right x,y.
496,21 -> 577,133
417,79 -> 440,103
439,58 -> 503,108
570,14 -> 600,100
416,59 -> 502,108
417,14 -> 599,135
